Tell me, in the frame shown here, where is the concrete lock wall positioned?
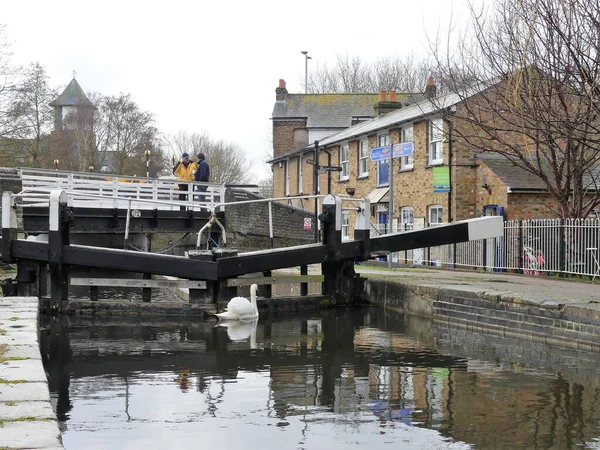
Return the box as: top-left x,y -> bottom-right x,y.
224,189 -> 316,252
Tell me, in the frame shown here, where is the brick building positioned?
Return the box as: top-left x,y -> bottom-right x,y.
269,77 -> 562,238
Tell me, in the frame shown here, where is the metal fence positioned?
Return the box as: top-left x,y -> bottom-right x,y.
379,219 -> 600,279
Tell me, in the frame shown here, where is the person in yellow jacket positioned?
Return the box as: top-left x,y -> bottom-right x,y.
173,152 -> 198,210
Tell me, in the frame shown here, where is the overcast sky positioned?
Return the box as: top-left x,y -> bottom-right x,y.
2,0 -> 469,181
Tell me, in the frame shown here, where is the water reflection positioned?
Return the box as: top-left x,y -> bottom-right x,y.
40,308 -> 600,449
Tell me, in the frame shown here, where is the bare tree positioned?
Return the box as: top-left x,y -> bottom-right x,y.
6,62 -> 56,167
0,24 -> 18,140
97,93 -> 161,175
434,0 -> 600,218
307,53 -> 433,94
164,131 -> 252,184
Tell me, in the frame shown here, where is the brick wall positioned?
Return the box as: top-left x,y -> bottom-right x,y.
273,119 -> 306,157
224,189 -> 316,251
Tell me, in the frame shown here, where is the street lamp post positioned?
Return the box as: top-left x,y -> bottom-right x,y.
145,150 -> 151,178
301,51 -> 312,93
53,159 -> 59,171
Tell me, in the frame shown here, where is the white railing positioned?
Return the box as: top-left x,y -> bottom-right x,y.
359,218 -> 600,279
18,168 -> 228,211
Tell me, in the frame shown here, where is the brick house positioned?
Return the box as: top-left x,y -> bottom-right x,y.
270,76 -> 562,239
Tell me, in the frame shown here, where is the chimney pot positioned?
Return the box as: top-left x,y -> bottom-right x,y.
379,91 -> 387,101
389,91 -> 397,101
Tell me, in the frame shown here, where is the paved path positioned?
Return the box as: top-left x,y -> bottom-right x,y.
0,297 -> 64,449
355,266 -> 600,305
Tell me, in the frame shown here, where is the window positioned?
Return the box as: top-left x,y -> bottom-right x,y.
428,205 -> 443,225
297,156 -> 303,194
340,144 -> 349,180
429,118 -> 444,165
342,211 -> 350,240
377,134 -> 390,186
358,139 -> 369,177
400,125 -> 414,170
401,206 -> 414,231
377,208 -> 389,234
284,160 -> 290,196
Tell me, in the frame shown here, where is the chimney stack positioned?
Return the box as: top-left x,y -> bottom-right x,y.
374,90 -> 402,116
425,74 -> 437,99
276,79 -> 288,101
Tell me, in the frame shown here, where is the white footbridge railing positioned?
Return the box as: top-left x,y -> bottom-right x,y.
18,168 -> 237,211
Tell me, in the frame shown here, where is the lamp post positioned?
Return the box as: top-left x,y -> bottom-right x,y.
301,51 -> 311,93
53,159 -> 59,171
145,150 -> 151,178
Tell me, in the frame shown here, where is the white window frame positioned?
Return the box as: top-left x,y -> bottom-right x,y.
401,206 -> 414,231
400,125 -> 414,170
429,118 -> 444,165
284,159 -> 290,196
297,156 -> 303,194
428,204 -> 444,225
340,144 -> 349,181
377,134 -> 390,187
358,139 -> 369,177
342,211 -> 350,240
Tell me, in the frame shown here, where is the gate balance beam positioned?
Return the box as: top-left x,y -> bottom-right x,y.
368,216 -> 504,253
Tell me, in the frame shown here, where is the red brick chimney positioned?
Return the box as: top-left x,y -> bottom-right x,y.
379,91 -> 387,101
425,75 -> 437,99
276,79 -> 288,101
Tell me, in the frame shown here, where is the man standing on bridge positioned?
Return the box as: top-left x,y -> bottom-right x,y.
194,153 -> 210,204
173,152 -> 197,211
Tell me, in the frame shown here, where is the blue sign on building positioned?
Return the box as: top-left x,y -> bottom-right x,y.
370,146 -> 392,161
370,143 -> 413,161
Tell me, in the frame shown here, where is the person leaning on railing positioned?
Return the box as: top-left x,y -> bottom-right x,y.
173,152 -> 197,211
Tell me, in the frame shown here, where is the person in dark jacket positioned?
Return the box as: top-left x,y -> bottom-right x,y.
195,153 -> 210,203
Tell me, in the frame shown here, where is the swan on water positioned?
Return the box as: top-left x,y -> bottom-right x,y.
215,284 -> 258,321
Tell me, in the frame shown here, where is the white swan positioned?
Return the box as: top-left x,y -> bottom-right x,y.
215,284 -> 258,321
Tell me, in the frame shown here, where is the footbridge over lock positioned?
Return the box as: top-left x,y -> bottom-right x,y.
1,188 -> 504,314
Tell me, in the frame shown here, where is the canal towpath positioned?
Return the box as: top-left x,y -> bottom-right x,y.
0,296 -> 64,449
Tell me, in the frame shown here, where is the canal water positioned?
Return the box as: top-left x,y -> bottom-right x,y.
41,307 -> 600,449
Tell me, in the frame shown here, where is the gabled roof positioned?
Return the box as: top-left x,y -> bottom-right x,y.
49,78 -> 95,108
272,93 -> 379,128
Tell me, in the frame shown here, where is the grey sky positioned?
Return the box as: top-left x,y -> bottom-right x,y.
2,0 -> 469,181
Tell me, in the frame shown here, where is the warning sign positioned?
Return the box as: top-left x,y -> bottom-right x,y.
303,218 -> 312,230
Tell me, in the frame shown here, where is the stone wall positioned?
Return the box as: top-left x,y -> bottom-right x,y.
366,278 -> 600,352
224,188 -> 316,252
